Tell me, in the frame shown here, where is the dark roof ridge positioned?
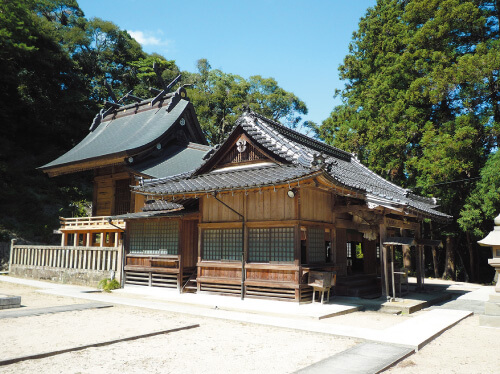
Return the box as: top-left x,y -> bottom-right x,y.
186,142 -> 213,152
350,157 -> 409,196
248,111 -> 352,161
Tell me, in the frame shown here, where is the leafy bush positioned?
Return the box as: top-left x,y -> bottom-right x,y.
98,278 -> 121,292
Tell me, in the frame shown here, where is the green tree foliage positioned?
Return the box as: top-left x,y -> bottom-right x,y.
187,59 -> 308,144
458,151 -> 500,238
311,0 -> 499,281
0,1 -> 308,242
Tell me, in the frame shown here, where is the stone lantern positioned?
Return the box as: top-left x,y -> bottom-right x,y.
478,213 -> 500,327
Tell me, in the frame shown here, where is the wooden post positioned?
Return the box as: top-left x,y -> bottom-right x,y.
416,245 -> 423,290
73,233 -> 78,247
86,232 -> 91,247
415,225 -> 423,291
379,224 -> 389,299
61,233 -> 66,247
391,246 -> 396,300
178,220 -> 183,292
9,239 -> 16,273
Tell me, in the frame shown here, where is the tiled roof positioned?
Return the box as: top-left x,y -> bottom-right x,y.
110,209 -> 196,220
142,200 -> 183,212
135,111 -> 451,220
138,164 -> 318,195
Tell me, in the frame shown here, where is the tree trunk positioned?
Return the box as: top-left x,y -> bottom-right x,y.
442,236 -> 456,280
429,222 -> 439,278
403,245 -> 412,271
432,247 -> 440,278
466,231 -> 476,282
401,229 -> 412,271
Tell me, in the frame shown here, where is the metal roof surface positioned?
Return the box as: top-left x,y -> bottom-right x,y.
133,144 -> 211,179
41,99 -> 189,170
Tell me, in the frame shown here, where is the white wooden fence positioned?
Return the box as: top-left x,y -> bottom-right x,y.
10,245 -> 120,272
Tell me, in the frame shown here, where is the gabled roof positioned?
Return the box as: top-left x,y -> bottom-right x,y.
133,111 -> 451,221
40,87 -> 207,176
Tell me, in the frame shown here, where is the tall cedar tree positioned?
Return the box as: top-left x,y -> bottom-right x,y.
311,0 -> 499,282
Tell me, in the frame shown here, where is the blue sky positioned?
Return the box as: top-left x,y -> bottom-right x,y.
78,0 -> 376,126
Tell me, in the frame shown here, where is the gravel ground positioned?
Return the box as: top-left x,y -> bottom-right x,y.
0,283 -> 357,374
0,281 -> 498,373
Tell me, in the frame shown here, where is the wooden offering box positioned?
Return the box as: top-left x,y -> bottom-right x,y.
308,271 -> 335,289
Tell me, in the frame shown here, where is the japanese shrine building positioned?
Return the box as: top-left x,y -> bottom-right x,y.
129,110 -> 450,301
38,86 -> 450,302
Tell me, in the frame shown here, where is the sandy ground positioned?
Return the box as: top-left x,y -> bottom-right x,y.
386,314 -> 500,374
0,281 -> 499,373
0,283 -> 357,374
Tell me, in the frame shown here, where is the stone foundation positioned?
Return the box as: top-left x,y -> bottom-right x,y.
480,293 -> 500,328
10,265 -> 115,288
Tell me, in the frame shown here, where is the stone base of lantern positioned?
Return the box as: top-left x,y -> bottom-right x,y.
479,282 -> 500,328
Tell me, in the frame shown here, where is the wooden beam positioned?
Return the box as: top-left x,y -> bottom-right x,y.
384,217 -> 420,230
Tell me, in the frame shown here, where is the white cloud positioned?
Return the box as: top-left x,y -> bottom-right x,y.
129,30 -> 168,47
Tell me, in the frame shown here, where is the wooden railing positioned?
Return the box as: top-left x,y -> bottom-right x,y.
10,245 -> 120,272
59,216 -> 125,231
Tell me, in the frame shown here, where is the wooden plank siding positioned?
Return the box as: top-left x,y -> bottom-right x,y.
300,188 -> 334,223
93,171 -> 139,216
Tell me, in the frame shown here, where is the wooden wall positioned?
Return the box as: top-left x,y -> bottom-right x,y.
94,177 -> 113,216
181,219 -> 198,268
202,194 -> 243,222
201,188 -> 296,223
247,188 -> 295,221
300,188 -> 334,223
93,171 -> 137,216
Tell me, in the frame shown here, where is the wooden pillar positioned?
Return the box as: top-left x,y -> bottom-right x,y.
100,232 -> 105,247
415,225 -> 423,291
73,233 -> 78,247
416,245 -> 423,290
86,232 -> 91,247
178,220 -> 184,292
61,232 -> 67,247
380,224 -> 389,299
9,239 -> 16,273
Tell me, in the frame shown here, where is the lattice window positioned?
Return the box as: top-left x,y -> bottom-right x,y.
202,229 -> 242,261
346,242 -> 352,258
376,244 -> 380,259
308,227 -> 325,263
248,227 -> 295,263
128,219 -> 179,255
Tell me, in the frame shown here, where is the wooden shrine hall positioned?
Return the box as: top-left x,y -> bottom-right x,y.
38,74 -> 450,301
129,111 -> 451,302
